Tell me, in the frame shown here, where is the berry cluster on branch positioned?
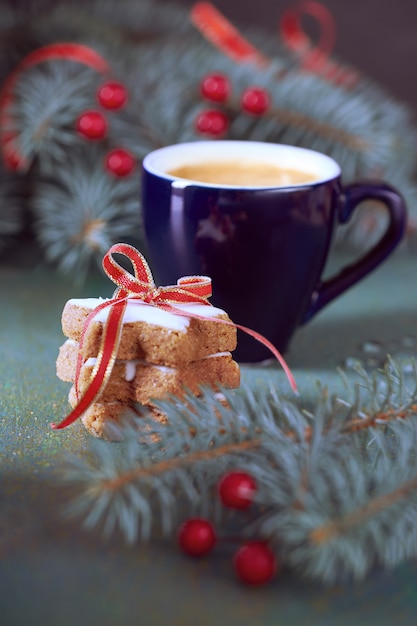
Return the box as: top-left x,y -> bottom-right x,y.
196,73 -> 271,136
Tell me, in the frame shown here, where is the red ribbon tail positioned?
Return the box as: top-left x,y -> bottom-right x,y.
235,323 -> 298,393
73,295 -> 128,400
158,303 -> 298,393
51,299 -> 127,430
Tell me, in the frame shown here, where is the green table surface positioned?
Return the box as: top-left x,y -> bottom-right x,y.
1,247 -> 417,626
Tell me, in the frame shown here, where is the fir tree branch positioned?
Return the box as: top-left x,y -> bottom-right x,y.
62,358 -> 417,585
31,145 -> 144,280
230,100 -> 370,152
310,474 -> 417,545
102,438 -> 262,492
341,403 -> 417,434
91,391 -> 417,501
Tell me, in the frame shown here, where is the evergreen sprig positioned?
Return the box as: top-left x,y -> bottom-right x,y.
32,145 -> 143,281
11,62 -> 103,170
62,358 -> 417,584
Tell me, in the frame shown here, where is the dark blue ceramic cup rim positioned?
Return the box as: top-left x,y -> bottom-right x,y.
142,140 -> 341,190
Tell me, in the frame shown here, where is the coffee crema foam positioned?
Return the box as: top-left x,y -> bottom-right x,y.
167,159 -> 318,186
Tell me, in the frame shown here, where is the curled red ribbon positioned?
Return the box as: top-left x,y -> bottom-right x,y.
52,243 -> 297,430
280,0 -> 336,68
191,2 -> 267,66
191,1 -> 358,89
279,1 -> 359,87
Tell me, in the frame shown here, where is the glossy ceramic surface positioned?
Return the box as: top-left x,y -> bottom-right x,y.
142,142 -> 406,361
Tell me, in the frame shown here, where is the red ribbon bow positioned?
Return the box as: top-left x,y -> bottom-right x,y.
52,243 -> 296,430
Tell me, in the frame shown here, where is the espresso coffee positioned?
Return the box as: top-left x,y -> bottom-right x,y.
167,159 -> 317,186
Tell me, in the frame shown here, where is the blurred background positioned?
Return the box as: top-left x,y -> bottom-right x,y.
171,0 -> 417,113
4,0 -> 417,112
1,0 -> 416,275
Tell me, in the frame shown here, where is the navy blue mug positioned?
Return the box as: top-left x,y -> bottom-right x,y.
142,141 -> 407,362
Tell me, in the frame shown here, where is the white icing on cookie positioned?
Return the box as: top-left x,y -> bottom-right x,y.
124,360 -> 137,382
200,351 -> 231,359
82,352 -> 233,381
64,338 -> 78,347
68,298 -> 226,332
84,356 -> 175,380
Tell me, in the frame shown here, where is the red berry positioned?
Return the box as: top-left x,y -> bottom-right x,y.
97,81 -> 128,110
234,541 -> 277,586
76,110 -> 107,140
195,109 -> 229,136
178,518 -> 216,557
241,87 -> 270,115
218,471 -> 257,509
105,148 -> 135,177
200,73 -> 231,103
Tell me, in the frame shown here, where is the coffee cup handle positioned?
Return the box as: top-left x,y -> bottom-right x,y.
302,181 -> 407,323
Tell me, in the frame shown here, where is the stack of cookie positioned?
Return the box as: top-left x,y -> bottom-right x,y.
56,297 -> 240,439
